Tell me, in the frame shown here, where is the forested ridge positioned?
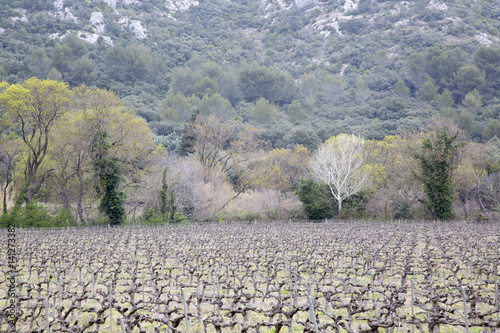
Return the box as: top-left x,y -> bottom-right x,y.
0,0 -> 499,224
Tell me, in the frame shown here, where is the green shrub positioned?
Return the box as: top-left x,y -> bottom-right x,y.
296,178 -> 334,220
1,202 -> 75,228
340,191 -> 371,219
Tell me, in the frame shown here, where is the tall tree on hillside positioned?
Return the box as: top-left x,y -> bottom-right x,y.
238,64 -> 296,105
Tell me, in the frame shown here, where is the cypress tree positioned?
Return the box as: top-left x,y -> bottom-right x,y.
160,167 -> 168,219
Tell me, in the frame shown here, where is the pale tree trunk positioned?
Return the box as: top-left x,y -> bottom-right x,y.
338,189 -> 342,214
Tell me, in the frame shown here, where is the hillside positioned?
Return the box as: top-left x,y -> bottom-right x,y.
1,0 -> 500,145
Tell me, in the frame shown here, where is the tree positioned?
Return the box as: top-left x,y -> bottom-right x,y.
418,79 -> 438,102
193,114 -> 260,176
0,134 -> 23,213
62,33 -> 88,59
162,92 -> 200,122
238,64 -> 296,105
218,71 -> 242,106
51,44 -> 73,77
92,129 -> 126,225
453,64 -> 486,100
49,85 -> 156,223
199,93 -> 234,120
158,167 -> 177,223
250,98 -> 277,125
298,73 -> 319,107
456,108 -> 476,135
296,178 -> 334,220
28,48 -> 51,79
242,145 -> 310,193
193,77 -> 218,98
484,120 -> 500,141
413,127 -> 464,220
436,89 -> 454,108
353,76 -> 372,105
461,89 -> 483,115
179,109 -> 200,156
394,80 -> 411,98
283,126 -> 321,151
363,134 -> 424,219
474,46 -> 500,96
287,100 -> 307,122
70,55 -> 97,86
0,78 -> 71,204
310,133 -> 370,213
104,44 -> 152,82
318,72 -> 347,105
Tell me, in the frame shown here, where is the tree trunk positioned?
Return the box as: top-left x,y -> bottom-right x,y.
77,201 -> 85,225
76,173 -> 86,224
2,183 -> 8,214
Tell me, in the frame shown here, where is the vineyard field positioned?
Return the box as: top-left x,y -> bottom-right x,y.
1,221 -> 500,332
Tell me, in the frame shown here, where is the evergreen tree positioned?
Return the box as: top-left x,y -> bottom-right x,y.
160,167 -> 168,219
158,167 -> 178,223
413,128 -> 464,220
296,178 -> 334,220
92,129 -> 126,225
179,109 -> 200,156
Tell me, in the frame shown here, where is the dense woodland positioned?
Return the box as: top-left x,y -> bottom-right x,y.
0,0 -> 500,225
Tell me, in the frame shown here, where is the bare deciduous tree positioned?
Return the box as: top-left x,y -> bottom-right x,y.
310,133 -> 370,213
193,114 -> 260,176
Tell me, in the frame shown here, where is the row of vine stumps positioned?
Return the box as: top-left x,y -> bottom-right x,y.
1,221 -> 499,332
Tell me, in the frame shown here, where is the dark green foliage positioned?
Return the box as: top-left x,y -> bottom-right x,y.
95,158 -> 126,225
296,178 -> 334,220
70,55 -> 97,85
21,0 -> 52,11
238,64 -> 296,105
283,126 -> 322,151
413,128 -> 464,220
169,186 -> 177,222
62,33 -> 88,59
51,43 -> 72,75
417,10 -> 445,22
142,167 -> 181,224
92,130 -> 126,225
179,109 -> 200,156
484,120 -> 500,141
339,19 -> 367,34
392,201 -> 412,220
474,46 -> 500,95
104,44 -> 155,82
340,191 -> 371,219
